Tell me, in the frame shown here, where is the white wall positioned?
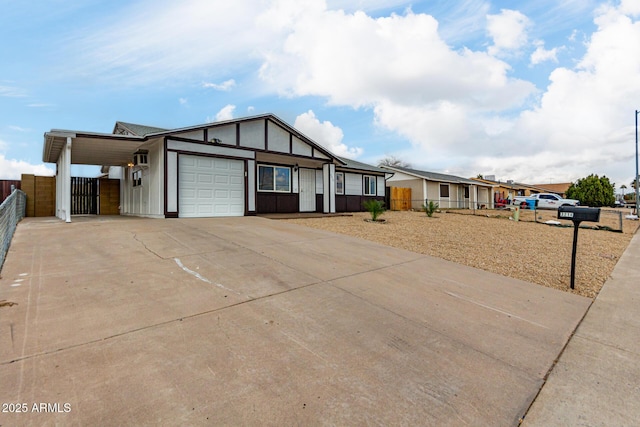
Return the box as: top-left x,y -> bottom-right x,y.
121,139 -> 164,218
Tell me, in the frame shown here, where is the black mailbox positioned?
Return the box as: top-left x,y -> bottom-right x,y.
558,205 -> 601,290
558,206 -> 601,223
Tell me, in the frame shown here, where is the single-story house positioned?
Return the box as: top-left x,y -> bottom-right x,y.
383,166 -> 495,210
472,177 -> 572,204
42,114 -> 385,221
531,182 -> 572,198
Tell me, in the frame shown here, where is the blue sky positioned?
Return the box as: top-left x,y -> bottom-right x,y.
1,0 -> 639,191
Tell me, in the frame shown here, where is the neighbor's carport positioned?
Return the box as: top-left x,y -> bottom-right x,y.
0,216 -> 590,425
42,130 -> 147,222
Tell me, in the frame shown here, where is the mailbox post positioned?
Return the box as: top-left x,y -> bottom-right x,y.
558,206 -> 601,289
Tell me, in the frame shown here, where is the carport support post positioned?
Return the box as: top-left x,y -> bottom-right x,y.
63,137 -> 72,222
56,136 -> 72,223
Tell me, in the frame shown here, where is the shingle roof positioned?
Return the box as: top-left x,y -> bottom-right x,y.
114,121 -> 168,136
384,165 -> 488,186
336,157 -> 387,174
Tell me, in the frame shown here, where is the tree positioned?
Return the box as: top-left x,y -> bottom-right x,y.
565,174 -> 615,207
377,155 -> 411,168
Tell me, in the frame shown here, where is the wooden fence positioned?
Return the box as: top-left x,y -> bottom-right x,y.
390,187 -> 412,211
0,180 -> 21,202
20,174 -> 120,217
21,174 -> 56,217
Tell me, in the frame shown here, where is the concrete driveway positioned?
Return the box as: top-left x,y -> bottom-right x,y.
0,216 -> 590,426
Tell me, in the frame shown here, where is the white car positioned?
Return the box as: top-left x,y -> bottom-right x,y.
513,193 -> 579,209
531,193 -> 579,209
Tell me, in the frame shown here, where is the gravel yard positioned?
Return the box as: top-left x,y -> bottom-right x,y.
285,209 -> 639,299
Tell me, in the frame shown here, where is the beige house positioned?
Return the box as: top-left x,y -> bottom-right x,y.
383,166 -> 494,210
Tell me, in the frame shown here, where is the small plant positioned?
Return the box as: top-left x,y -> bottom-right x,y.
422,200 -> 439,217
363,199 -> 386,221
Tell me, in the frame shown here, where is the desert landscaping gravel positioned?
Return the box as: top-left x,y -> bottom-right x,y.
286,209 -> 639,299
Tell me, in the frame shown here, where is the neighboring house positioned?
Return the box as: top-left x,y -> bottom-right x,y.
471,177 -> 535,205
472,178 -> 572,204
531,183 -> 572,198
383,166 -> 494,210
42,114 -> 385,221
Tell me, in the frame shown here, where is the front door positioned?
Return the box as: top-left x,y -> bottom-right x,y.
299,168 -> 316,212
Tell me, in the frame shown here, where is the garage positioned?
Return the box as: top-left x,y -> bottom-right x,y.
178,155 -> 245,217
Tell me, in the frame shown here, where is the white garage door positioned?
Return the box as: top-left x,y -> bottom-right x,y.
179,155 -> 245,217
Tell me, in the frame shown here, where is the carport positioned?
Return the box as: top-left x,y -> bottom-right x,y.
42,130 -> 147,222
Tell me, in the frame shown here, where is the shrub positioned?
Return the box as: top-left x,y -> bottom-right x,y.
363,199 -> 386,221
422,200 -> 439,217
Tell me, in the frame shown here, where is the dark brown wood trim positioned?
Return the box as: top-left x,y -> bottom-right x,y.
236,123 -> 240,147
244,159 -> 249,215
167,149 -> 250,162
166,136 -> 329,162
264,119 -> 269,151
165,212 -> 179,218
163,137 -> 169,216
289,133 -> 293,154
176,151 -> 180,217
203,128 -> 208,143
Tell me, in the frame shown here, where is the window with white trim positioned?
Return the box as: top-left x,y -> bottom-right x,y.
335,172 -> 344,195
258,165 -> 291,192
364,175 -> 376,196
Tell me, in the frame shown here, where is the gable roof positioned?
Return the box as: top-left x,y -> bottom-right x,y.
113,121 -> 168,136
43,114 -> 344,166
111,114 -> 342,162
531,182 -> 572,195
471,177 -> 532,190
336,157 -> 387,174
383,165 -> 493,187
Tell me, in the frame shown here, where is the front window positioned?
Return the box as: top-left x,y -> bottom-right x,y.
258,165 -> 291,192
464,186 -> 470,199
364,175 -> 376,196
440,184 -> 450,198
336,172 -> 344,195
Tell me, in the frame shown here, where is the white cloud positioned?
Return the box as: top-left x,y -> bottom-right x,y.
486,9 -> 531,57
70,0 -> 274,85
294,110 -> 363,158
620,0 -> 640,16
530,41 -> 559,65
0,154 -> 55,180
468,3 -> 640,183
202,79 -> 236,91
179,98 -> 188,105
0,85 -> 26,97
8,125 -> 30,132
211,104 -> 236,122
260,7 -> 535,111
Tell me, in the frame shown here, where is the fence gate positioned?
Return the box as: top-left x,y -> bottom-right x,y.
71,177 -> 98,215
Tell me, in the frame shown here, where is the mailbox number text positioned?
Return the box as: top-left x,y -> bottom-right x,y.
559,212 -> 574,218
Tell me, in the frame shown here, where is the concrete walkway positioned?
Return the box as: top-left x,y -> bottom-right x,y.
0,216 -> 591,426
523,232 -> 640,426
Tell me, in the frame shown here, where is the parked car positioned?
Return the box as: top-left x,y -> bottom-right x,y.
512,193 -> 579,209
613,200 -> 625,208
